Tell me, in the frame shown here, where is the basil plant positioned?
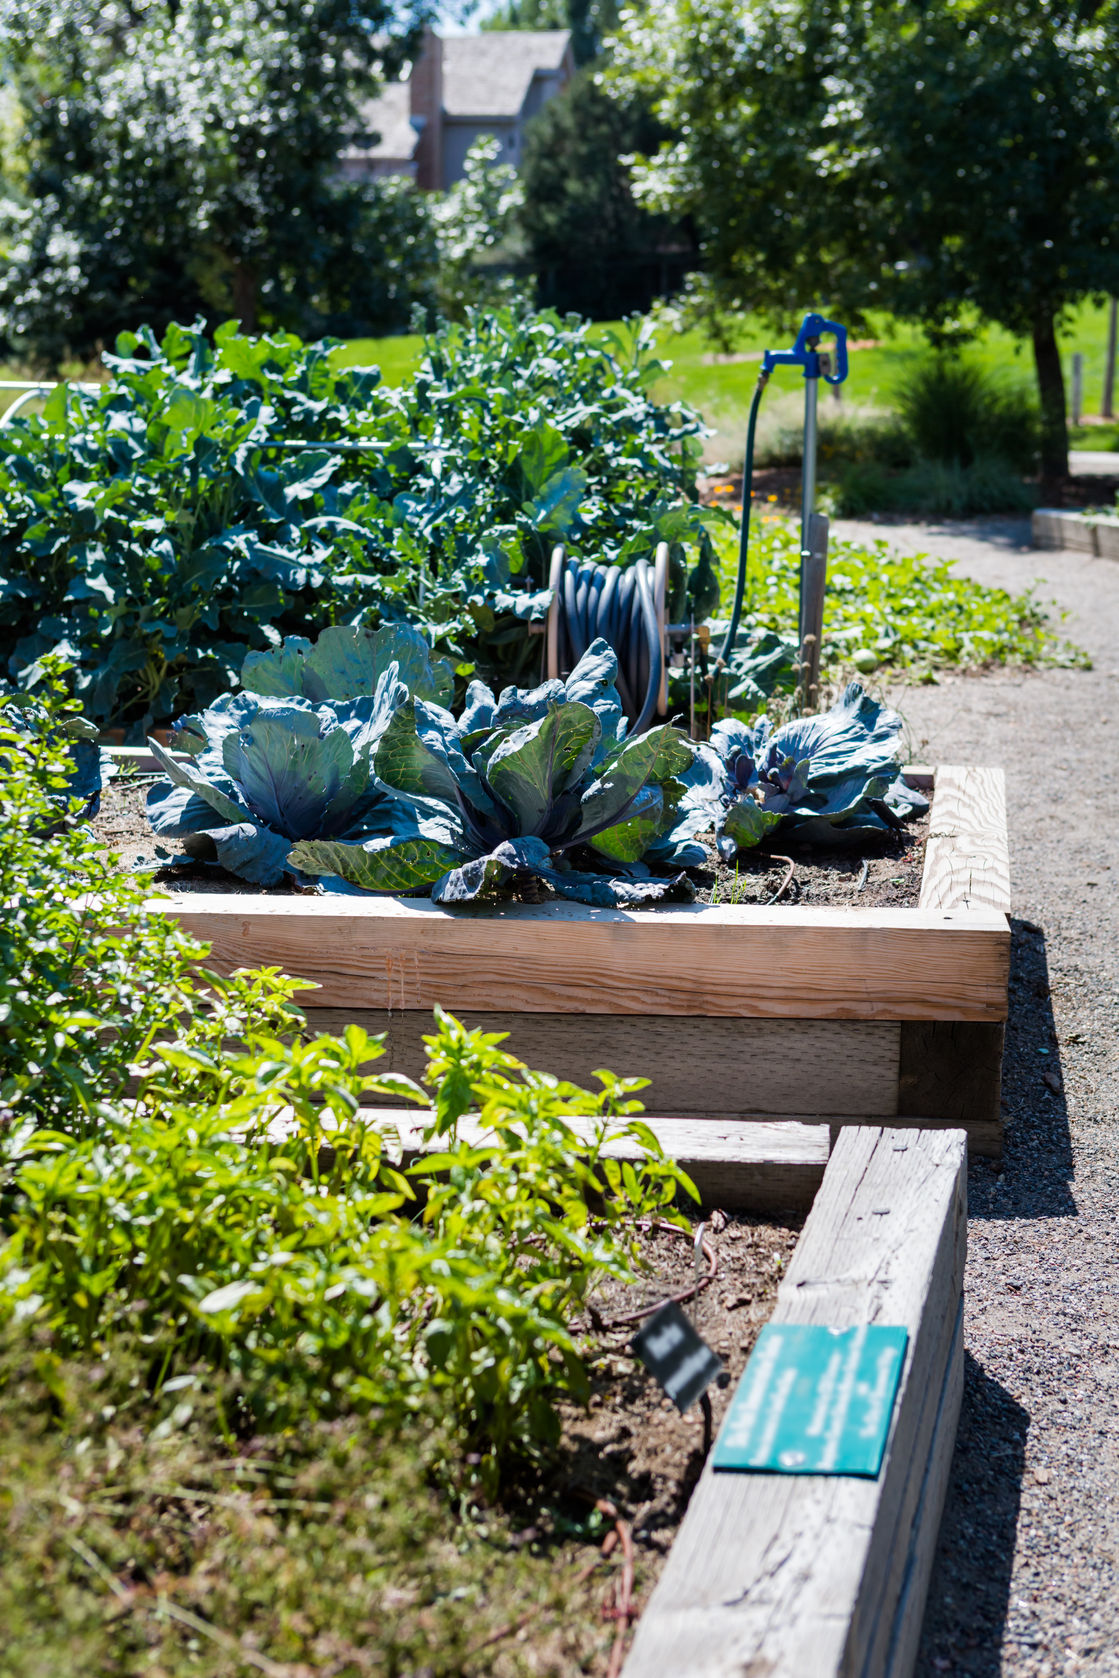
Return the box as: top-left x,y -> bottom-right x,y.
291,640 -> 702,906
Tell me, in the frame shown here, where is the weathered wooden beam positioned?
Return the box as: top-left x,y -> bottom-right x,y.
898,1020 -> 1005,1157
622,1125 -> 967,1678
920,766 -> 1011,916
339,1109 -> 830,1215
155,894 -> 1010,1021
301,1011 -> 903,1119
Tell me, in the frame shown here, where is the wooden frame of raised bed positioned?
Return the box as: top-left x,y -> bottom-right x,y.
139,764 -> 1011,1156
623,1123 -> 967,1678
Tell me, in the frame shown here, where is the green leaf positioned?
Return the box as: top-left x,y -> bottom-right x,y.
575,725 -> 694,847
290,831 -> 466,893
484,703 -> 600,836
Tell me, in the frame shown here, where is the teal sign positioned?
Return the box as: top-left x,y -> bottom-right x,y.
712,1323 -> 908,1477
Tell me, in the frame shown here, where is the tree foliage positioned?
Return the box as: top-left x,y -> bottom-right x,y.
609,0 -> 1119,478
520,68 -> 690,320
481,0 -> 620,64
0,0 -> 436,363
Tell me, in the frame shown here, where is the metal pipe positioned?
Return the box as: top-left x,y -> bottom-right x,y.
799,373 -> 819,646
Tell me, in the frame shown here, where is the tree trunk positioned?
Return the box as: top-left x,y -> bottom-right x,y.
231,263 -> 259,336
1032,311 -> 1068,490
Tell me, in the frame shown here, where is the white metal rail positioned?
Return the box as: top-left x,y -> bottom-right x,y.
0,378 -> 101,425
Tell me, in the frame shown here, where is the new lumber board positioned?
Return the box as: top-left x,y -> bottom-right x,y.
622,1125 -> 967,1678
301,1011 -> 903,1118
343,1110 -> 829,1214
153,894 -> 1010,1021
920,766 -> 1011,916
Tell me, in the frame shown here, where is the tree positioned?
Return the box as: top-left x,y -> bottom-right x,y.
519,69 -> 691,319
481,0 -> 620,65
429,136 -> 525,319
0,0 -> 436,365
609,0 -> 1119,481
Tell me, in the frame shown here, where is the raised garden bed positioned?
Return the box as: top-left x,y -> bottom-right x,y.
122,763 -> 1009,1158
623,1123 -> 967,1678
1033,506 -> 1119,558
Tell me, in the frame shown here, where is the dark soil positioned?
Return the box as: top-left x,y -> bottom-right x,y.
93,774 -> 297,895
97,775 -> 928,909
692,811 -> 928,908
566,1213 -> 800,1577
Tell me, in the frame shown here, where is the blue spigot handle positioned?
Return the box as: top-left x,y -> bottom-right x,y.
762,313 -> 848,385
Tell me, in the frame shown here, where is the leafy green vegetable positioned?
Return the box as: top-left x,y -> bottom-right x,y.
716,514 -> 1088,676
146,625 -> 435,885
2,687 -> 698,1486
0,309 -> 717,731
705,682 -> 927,856
291,640 -> 700,905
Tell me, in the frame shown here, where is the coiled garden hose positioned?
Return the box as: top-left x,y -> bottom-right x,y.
547,547 -> 667,735
716,368 -> 770,671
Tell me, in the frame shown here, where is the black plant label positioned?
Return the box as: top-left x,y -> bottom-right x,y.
632,1300 -> 723,1414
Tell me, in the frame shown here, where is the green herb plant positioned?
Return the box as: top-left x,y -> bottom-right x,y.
1,680 -> 695,1484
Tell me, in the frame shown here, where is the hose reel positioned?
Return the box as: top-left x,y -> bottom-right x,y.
545,541 -> 670,734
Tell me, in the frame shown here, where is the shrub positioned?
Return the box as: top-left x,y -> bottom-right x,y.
824,455 -> 1037,518
892,356 -> 1040,475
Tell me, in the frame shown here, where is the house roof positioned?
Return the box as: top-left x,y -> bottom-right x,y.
346,80 -> 417,163
441,31 -> 572,119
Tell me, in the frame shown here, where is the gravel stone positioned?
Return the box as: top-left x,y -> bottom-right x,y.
833,516 -> 1119,1678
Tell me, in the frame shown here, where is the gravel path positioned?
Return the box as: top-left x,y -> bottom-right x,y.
833,515 -> 1119,1677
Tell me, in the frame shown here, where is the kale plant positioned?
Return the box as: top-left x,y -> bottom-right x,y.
0,310 -> 718,731
704,682 -> 928,856
290,640 -> 701,906
146,625 -> 448,885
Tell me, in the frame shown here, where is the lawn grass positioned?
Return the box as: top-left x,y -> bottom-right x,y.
0,1339 -> 618,1678
333,299 -> 1119,469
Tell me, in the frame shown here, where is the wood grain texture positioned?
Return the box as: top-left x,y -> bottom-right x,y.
622,1126 -> 967,1678
899,1021 -> 1005,1158
871,1297 -> 964,1678
154,894 -> 1010,1021
341,1110 -> 829,1214
920,766 -> 1011,916
301,1011 -> 902,1118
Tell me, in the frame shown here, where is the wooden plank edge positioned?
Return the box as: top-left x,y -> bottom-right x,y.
282,1110 -> 831,1215
150,898 -> 1011,1022
900,765 -> 935,792
872,1296 -> 965,1678
847,1179 -> 966,1678
919,766 -> 1011,917
621,1126 -> 967,1678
